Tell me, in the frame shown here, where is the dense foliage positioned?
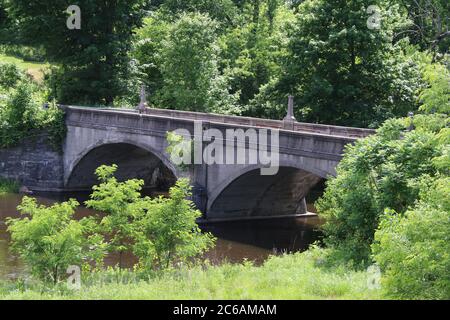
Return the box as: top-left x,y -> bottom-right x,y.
0,63 -> 66,149
317,49 -> 449,268
397,0 -> 450,55
6,197 -> 105,284
7,164 -> 215,283
317,113 -> 448,265
372,177 -> 450,299
2,0 -> 448,126
136,12 -> 239,113
4,0 -> 148,105
1,0 -> 449,300
86,165 -> 215,270
419,62 -> 450,113
251,0 -> 424,127
129,0 -> 447,127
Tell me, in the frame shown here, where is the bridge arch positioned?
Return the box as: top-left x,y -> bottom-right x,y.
206,160 -> 327,220
65,138 -> 179,191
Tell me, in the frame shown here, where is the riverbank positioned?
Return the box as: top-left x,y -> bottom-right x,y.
0,249 -> 382,300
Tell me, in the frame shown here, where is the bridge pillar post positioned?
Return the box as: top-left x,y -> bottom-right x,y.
295,198 -> 308,215
283,95 -> 297,130
191,163 -> 208,217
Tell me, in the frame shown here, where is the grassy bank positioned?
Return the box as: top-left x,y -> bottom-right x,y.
0,178 -> 19,195
0,53 -> 49,82
0,249 -> 382,300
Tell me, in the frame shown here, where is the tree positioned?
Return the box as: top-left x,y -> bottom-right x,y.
7,197 -> 105,284
154,12 -> 239,113
161,0 -> 238,24
85,164 -> 144,269
252,0 -> 422,127
396,0 -> 450,56
6,0 -> 147,105
372,177 -> 450,299
0,67 -> 66,149
133,1 -> 291,113
419,62 -> 450,114
133,13 -> 170,103
132,178 -> 215,270
85,165 -> 215,271
218,0 -> 294,108
0,63 -> 23,90
0,1 -> 12,43
317,113 -> 448,265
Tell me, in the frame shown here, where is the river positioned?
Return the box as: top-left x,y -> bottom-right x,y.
0,192 -> 322,280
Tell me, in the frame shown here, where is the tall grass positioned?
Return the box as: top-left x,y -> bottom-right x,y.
0,248 -> 382,300
0,178 -> 19,195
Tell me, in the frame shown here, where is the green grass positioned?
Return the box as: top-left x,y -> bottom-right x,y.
0,249 -> 382,300
0,53 -> 49,82
0,178 -> 19,195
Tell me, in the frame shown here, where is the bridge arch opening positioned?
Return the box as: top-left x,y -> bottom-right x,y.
207,166 -> 324,220
66,143 -> 177,192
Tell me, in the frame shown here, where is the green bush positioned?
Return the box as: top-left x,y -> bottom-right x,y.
317,114 -> 448,265
0,76 -> 66,149
86,165 -> 215,271
132,178 -> 215,270
7,197 -> 106,284
419,61 -> 450,115
372,177 -> 450,299
85,164 -> 145,269
0,82 -> 43,147
0,63 -> 23,88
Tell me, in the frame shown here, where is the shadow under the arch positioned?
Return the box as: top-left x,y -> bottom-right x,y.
65,142 -> 177,192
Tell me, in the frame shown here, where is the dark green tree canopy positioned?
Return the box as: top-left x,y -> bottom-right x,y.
252,0 -> 423,127
6,0 -> 147,105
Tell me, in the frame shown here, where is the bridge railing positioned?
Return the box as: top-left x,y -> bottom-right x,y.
125,107 -> 374,138
62,105 -> 375,139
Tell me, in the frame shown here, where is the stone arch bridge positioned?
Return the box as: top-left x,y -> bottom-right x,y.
61,106 -> 373,221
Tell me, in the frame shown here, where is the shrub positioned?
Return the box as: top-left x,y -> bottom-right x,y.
7,197 -> 106,284
317,114 -> 448,265
372,177 -> 450,299
132,178 -> 215,270
86,165 -> 215,271
0,79 -> 66,149
0,82 -> 41,147
0,63 -> 23,89
419,61 -> 450,115
85,164 -> 145,269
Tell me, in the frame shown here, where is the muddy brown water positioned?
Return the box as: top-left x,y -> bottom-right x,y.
0,192 -> 322,280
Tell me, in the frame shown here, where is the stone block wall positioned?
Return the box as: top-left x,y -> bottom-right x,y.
0,133 -> 64,191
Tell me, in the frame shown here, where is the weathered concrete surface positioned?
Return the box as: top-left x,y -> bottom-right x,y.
0,105 -> 373,219
62,106 -> 373,219
0,134 -> 64,190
